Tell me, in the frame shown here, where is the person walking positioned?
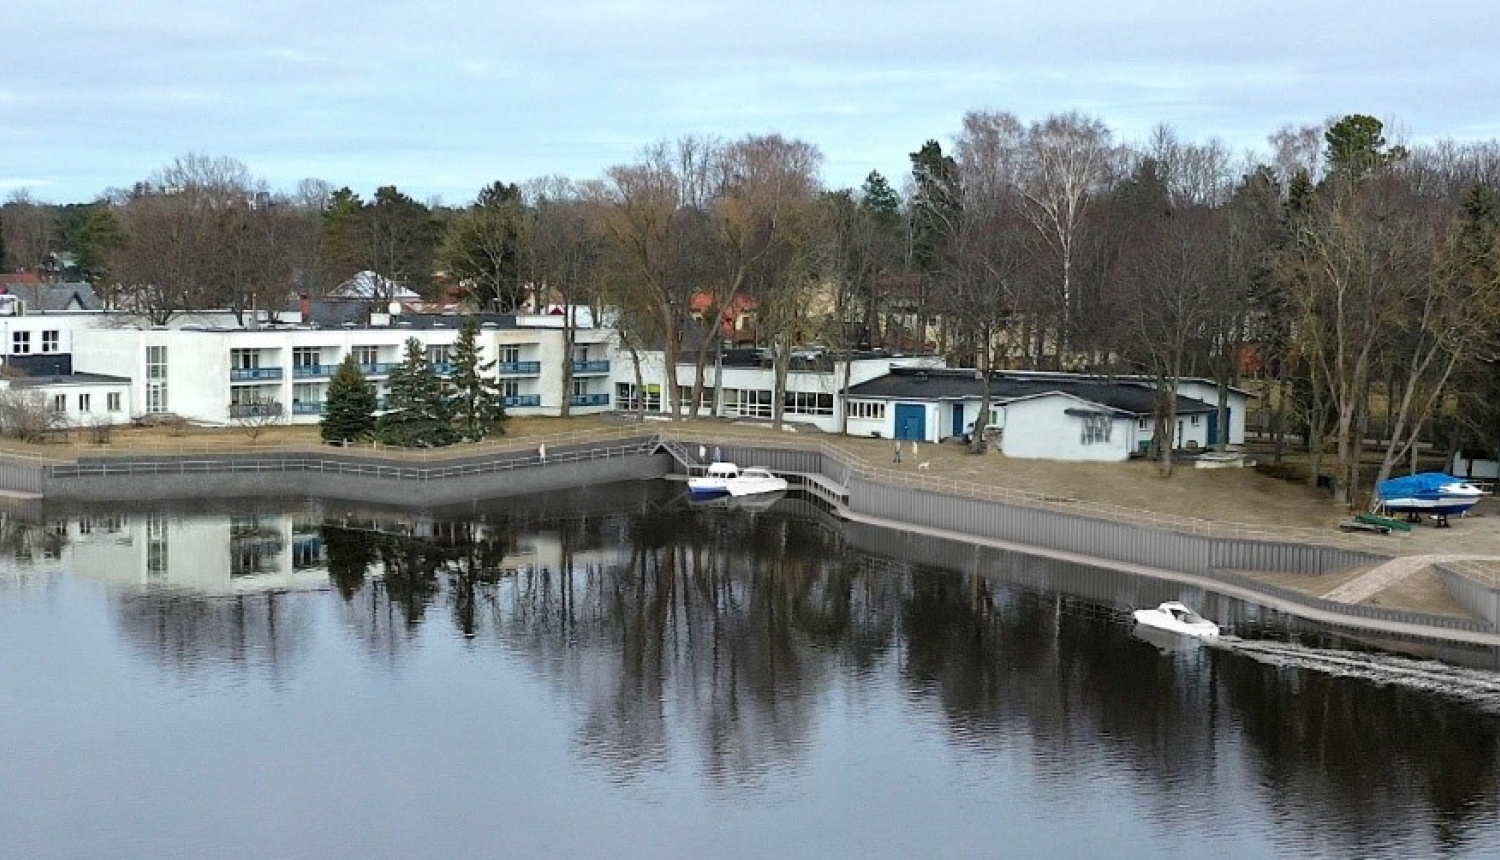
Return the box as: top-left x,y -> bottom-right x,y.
893,439 -> 902,463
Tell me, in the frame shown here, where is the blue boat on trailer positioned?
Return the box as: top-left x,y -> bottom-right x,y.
1375,472 -> 1485,526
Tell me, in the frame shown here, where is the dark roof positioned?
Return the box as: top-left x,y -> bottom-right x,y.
277,300 -> 520,331
2,281 -> 102,311
8,372 -> 129,387
846,367 -> 1214,416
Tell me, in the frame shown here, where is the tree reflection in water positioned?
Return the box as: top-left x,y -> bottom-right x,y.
9,484 -> 1500,855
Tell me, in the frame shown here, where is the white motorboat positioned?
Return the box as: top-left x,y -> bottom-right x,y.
688,462 -> 741,498
1131,601 -> 1220,638
725,466 -> 789,497
1377,472 -> 1485,523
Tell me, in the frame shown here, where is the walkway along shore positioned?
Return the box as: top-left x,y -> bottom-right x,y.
3,422 -> 1498,646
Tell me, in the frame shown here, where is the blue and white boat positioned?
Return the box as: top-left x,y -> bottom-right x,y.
1376,472 -> 1485,522
688,462 -> 741,499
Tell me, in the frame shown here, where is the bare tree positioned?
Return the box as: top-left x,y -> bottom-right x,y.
1017,112 -> 1116,365
0,388 -> 66,443
599,138 -> 715,420
695,134 -> 823,419
231,395 -> 285,440
1,191 -> 56,274
525,176 -> 608,417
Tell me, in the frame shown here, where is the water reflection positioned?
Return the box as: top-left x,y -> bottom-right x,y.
4,485 -> 1500,856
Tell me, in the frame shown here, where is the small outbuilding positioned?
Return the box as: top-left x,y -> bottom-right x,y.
845,367 -> 1241,461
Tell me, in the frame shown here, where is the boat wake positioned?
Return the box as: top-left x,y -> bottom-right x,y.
1210,636 -> 1500,714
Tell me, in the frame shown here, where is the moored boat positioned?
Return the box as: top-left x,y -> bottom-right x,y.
688,462 -> 741,498
725,467 -> 789,497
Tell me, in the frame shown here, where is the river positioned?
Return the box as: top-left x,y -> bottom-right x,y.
1,481 -> 1497,859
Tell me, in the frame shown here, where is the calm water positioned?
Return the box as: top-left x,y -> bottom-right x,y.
2,482 -> 1499,860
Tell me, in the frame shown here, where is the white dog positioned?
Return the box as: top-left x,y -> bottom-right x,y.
916,461 -> 931,470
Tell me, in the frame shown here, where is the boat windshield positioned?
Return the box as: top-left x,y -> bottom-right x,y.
1171,607 -> 1206,624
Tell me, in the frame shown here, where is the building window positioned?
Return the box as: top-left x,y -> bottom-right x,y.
12,331 -> 30,355
147,345 -> 168,413
572,379 -> 589,398
41,330 -> 59,353
79,393 -> 91,413
107,392 -> 122,412
293,383 -> 320,409
293,347 -> 321,369
353,345 -> 379,366
501,379 -> 519,399
1080,413 -> 1112,446
51,393 -> 66,412
501,346 -> 520,364
784,391 -> 834,416
615,383 -> 661,411
725,388 -> 772,419
1190,415 -> 1200,426
231,348 -> 260,370
427,345 -> 451,366
848,400 -> 886,420
1138,418 -> 1148,430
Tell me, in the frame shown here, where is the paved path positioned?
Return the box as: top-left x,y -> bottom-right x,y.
1321,554 -> 1500,603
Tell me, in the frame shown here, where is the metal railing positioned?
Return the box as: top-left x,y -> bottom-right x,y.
229,367 -> 283,381
292,364 -> 338,378
498,361 -> 542,375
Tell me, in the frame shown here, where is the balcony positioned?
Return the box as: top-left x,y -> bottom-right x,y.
570,393 -> 610,407
429,361 -> 453,375
292,401 -> 326,415
572,360 -> 611,375
292,364 -> 339,379
503,395 -> 542,408
358,362 -> 396,376
229,367 -> 283,382
498,361 -> 541,375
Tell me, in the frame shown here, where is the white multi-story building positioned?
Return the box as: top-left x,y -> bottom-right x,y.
70,312 -> 615,425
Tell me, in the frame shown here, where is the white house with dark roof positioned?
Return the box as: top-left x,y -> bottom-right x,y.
845,367 -> 1245,461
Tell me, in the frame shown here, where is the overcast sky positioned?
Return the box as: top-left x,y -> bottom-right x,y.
5,1 -> 1497,204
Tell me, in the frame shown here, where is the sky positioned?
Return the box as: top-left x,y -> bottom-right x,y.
4,1 -> 1499,205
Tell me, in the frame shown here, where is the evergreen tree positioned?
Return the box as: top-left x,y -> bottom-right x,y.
377,337 -> 456,447
0,211 -> 7,272
449,316 -> 508,440
320,354 -> 377,444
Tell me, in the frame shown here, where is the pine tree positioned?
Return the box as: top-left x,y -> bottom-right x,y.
320,354 -> 377,444
377,337 -> 456,447
449,316 -> 508,440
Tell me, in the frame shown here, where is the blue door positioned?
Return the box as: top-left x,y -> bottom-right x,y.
952,404 -> 965,437
1205,408 -> 1230,446
895,403 -> 925,441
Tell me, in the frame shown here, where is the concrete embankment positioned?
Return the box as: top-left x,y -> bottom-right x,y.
3,427 -> 1498,645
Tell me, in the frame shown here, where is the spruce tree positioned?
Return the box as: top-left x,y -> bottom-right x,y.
321,354 -> 377,444
377,337 -> 456,447
449,316 -> 508,440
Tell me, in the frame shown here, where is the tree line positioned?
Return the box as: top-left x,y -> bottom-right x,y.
5,113 -> 1500,504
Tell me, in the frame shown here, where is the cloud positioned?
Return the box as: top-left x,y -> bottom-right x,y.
5,0 -> 1498,202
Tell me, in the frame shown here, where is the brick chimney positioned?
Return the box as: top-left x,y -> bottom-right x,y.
299,294 -> 312,324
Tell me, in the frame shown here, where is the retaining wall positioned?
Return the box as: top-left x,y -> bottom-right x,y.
40,437 -> 669,507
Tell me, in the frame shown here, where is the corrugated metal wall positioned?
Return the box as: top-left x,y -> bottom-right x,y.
0,459 -> 45,495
